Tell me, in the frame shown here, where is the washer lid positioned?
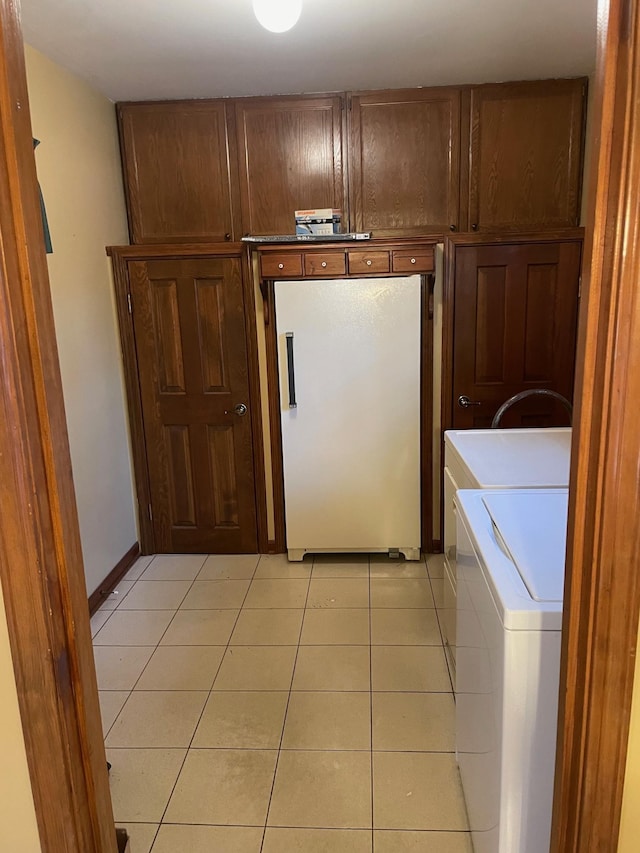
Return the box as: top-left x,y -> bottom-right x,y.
445,428 -> 571,488
481,491 -> 568,602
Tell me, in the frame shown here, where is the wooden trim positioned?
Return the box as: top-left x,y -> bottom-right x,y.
446,227 -> 585,248
241,245 -> 269,553
0,3 -> 116,850
421,273 -> 435,552
107,241 -> 246,259
88,543 -> 140,615
551,0 -> 640,849
110,249 -> 155,552
264,280 -> 287,553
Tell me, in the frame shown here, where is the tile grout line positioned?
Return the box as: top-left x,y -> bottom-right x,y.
152,554 -> 262,835
116,555 -> 210,697
259,555 -> 314,853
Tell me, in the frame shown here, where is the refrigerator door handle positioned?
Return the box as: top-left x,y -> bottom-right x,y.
286,332 -> 297,408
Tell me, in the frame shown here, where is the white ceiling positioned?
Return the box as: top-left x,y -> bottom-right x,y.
21,0 -> 597,102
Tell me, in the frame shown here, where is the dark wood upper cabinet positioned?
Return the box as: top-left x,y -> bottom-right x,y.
234,95 -> 345,236
118,101 -> 241,243
349,88 -> 461,235
465,78 -> 587,232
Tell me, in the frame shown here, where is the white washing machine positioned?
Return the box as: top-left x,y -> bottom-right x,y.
455,488 -> 568,853
441,428 -> 571,678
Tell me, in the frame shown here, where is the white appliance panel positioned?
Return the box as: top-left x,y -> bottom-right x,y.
445,427 -> 571,489
456,489 -> 564,853
275,277 -> 421,555
482,491 -> 568,602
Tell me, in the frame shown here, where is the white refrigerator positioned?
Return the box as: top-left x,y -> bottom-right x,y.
275,276 -> 421,561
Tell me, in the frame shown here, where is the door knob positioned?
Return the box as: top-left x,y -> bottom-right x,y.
226,403 -> 248,416
458,395 -> 482,409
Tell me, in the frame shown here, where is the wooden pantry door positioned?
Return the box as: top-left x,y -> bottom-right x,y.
129,256 -> 258,552
448,237 -> 582,429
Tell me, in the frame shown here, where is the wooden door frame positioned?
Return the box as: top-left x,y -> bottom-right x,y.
1,0 -> 639,850
551,0 -> 640,848
261,270 -> 435,555
108,243 -> 269,555
0,2 -> 117,850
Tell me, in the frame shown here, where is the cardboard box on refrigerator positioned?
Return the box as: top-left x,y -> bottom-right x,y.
295,208 -> 342,235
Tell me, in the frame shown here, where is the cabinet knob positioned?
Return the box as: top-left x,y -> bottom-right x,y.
471,223 -> 479,231
450,225 -> 457,232
278,263 -> 284,270
366,259 -> 372,266
224,232 -> 231,241
410,257 -> 416,264
321,261 -> 327,268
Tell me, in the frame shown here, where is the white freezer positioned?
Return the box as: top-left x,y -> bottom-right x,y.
275,276 -> 421,561
455,488 -> 568,853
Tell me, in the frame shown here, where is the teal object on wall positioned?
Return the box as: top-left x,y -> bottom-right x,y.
33,138 -> 53,254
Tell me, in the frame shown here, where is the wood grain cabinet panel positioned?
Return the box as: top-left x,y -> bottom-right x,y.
466,79 -> 587,231
348,250 -> 390,274
349,88 -> 461,235
304,252 -> 346,276
392,249 -> 435,273
118,101 -> 241,243
260,253 -> 303,278
235,95 -> 345,236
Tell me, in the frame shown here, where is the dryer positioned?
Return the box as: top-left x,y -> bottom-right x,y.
455,488 -> 568,853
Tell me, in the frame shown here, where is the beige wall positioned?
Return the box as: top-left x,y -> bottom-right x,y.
0,586 -> 41,852
617,624 -> 640,851
24,45 -> 137,597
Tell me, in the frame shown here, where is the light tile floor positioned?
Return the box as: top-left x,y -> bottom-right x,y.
92,552 -> 471,852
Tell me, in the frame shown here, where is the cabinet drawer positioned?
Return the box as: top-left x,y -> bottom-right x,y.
348,251 -> 390,274
392,249 -> 434,273
304,252 -> 346,277
260,253 -> 303,278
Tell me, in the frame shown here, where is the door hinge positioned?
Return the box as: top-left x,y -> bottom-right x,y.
148,503 -> 153,521
127,292 -> 133,314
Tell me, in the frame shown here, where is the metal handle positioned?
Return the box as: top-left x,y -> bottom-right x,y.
458,395 -> 482,409
286,333 -> 297,408
225,403 -> 247,416
450,224 -> 457,232
471,223 -> 479,231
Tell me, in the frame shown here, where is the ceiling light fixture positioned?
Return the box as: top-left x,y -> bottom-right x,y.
252,0 -> 303,33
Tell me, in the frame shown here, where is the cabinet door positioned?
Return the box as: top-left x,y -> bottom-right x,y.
235,95 -> 344,236
118,102 -> 241,243
129,257 -> 258,552
349,88 -> 461,235
450,239 -> 582,428
466,79 -> 586,232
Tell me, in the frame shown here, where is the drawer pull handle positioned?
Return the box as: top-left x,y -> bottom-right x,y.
321,261 -> 327,268
411,258 -> 416,264
366,259 -> 372,266
278,263 -> 284,270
